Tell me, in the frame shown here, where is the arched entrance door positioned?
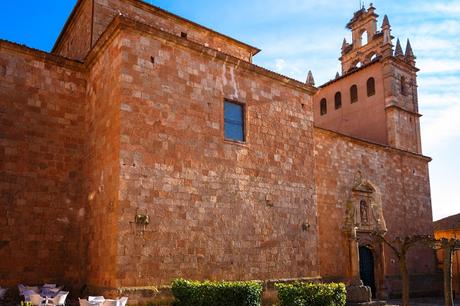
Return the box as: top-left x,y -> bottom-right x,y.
359,246 -> 376,297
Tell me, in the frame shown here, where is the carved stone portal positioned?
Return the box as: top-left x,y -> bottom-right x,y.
344,173 -> 387,235
344,172 -> 388,302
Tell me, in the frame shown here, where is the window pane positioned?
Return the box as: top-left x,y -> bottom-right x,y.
224,102 -> 243,124
225,122 -> 244,141
350,85 -> 358,103
335,92 -> 342,109
224,101 -> 244,141
367,77 -> 375,97
224,122 -> 244,141
320,98 -> 327,115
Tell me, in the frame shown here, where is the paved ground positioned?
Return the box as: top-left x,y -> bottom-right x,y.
386,297 -> 460,305
2,297 -> 459,306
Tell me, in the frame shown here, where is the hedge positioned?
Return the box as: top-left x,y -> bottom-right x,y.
275,282 -> 346,306
171,279 -> 262,306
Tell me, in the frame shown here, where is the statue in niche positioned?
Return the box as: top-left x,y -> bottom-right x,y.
344,172 -> 387,235
360,200 -> 369,224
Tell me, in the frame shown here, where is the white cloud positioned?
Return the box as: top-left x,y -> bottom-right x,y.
428,142 -> 460,220
411,37 -> 457,52
405,19 -> 460,37
418,59 -> 460,74
422,100 -> 460,151
274,58 -> 286,71
421,2 -> 460,15
418,75 -> 460,88
430,169 -> 460,220
386,0 -> 460,17
419,93 -> 459,108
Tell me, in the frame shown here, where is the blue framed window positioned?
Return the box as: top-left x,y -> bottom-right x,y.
224,100 -> 245,142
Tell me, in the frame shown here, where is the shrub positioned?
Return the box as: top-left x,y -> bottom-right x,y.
171,278 -> 262,306
275,282 -> 346,306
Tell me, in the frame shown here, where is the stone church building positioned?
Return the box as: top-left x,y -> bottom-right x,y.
0,0 -> 438,300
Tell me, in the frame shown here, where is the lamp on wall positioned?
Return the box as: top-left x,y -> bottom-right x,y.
302,222 -> 310,231
135,214 -> 150,225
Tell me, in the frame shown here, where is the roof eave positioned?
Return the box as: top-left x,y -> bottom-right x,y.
52,0 -> 261,57
52,0 -> 87,53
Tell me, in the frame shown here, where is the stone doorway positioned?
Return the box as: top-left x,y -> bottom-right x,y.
359,245 -> 376,298
343,173 -> 388,300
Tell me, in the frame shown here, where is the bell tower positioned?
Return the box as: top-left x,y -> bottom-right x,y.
315,4 -> 422,154
382,37 -> 422,153
340,4 -> 381,73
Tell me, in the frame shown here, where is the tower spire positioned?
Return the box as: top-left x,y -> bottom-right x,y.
405,39 -> 415,58
405,39 -> 416,66
394,38 -> 403,57
381,14 -> 391,45
380,14 -> 393,58
306,70 -> 315,86
381,15 -> 390,28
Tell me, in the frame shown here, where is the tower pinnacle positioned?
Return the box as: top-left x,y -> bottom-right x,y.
405,39 -> 415,59
381,14 -> 390,28
405,39 -> 416,66
306,70 -> 315,86
394,39 -> 403,57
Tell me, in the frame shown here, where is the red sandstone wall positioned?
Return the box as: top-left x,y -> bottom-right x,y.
314,128 -> 436,293
92,0 -> 255,62
83,35 -> 122,288
0,43 -> 86,286
382,61 -> 422,154
314,63 -> 388,145
54,0 -> 93,61
113,28 -> 318,286
386,107 -> 421,153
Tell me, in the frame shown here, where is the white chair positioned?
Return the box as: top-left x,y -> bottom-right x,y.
41,288 -> 54,298
18,284 -> 26,296
49,288 -> 61,295
88,296 -> 105,303
29,293 -> 46,306
24,290 -> 37,302
0,287 -> 8,300
79,298 -> 95,306
27,286 -> 40,293
46,291 -> 68,306
102,299 -> 117,306
117,297 -> 128,306
42,287 -> 60,295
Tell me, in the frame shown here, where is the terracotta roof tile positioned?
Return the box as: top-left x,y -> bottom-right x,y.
434,213 -> 460,231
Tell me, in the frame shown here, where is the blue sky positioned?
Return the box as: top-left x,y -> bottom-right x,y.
1,1 -> 459,220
